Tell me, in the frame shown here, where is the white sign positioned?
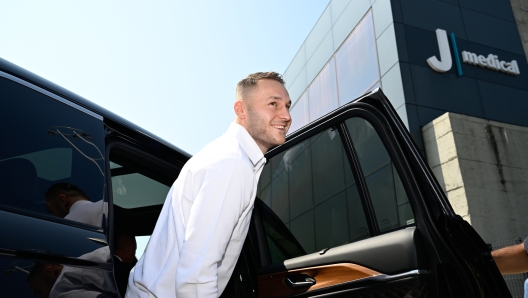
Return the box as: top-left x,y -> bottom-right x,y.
427,29 -> 452,72
427,28 -> 520,76
461,52 -> 520,75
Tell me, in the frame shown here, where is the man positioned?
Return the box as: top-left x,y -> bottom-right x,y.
45,183 -> 104,227
114,233 -> 138,297
27,263 -> 63,298
126,71 -> 292,297
492,238 -> 528,298
492,238 -> 528,274
27,247 -> 117,298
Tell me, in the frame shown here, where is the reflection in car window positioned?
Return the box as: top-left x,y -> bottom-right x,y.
345,118 -> 414,232
257,128 -> 368,258
0,76 -> 105,226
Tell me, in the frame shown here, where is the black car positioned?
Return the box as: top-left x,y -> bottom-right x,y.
0,57 -> 511,297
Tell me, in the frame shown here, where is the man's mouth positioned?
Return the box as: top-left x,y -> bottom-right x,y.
271,124 -> 286,130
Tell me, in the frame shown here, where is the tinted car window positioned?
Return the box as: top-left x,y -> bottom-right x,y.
0,76 -> 105,227
257,128 -> 368,259
345,118 -> 414,232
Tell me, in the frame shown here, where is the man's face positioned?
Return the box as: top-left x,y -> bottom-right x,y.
245,79 -> 292,152
45,196 -> 68,218
28,266 -> 60,298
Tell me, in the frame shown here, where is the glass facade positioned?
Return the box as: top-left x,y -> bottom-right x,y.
287,12 -> 379,135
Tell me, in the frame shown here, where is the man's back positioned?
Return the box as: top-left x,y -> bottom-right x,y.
126,123 -> 264,297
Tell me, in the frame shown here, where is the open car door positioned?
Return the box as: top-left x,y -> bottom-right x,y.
230,89 -> 511,298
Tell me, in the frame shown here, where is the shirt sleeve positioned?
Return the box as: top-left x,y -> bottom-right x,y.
524,236 -> 528,255
175,158 -> 254,297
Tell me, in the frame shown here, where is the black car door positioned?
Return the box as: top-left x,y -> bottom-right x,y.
0,71 -> 116,297
236,89 -> 510,298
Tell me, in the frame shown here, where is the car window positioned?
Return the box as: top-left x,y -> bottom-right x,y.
0,76 -> 106,227
257,128 -> 368,259
345,118 -> 414,232
109,145 -> 179,259
257,117 -> 415,264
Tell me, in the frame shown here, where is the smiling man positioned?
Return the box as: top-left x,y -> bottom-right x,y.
126,72 -> 291,298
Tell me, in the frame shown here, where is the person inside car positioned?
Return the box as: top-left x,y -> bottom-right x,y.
44,183 -> 105,227
26,247 -> 117,298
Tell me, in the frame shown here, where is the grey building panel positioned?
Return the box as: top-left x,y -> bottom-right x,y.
400,0 -> 467,39
284,44 -> 306,91
377,24 -> 399,76
381,63 -> 406,109
478,80 -> 528,127
288,67 -> 308,105
373,0 -> 393,38
458,0 -> 515,22
398,62 -> 416,104
461,8 -> 524,55
410,65 -> 485,118
416,105 -> 449,129
393,23 -> 409,63
329,0 -> 352,25
389,0 -> 403,23
439,0 -> 459,5
395,103 -> 408,129
305,7 -> 333,61
403,104 -> 425,152
331,0 -> 371,51
306,31 -> 335,87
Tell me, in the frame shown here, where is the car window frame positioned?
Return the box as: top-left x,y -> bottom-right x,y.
257,101 -> 426,268
104,139 -> 181,254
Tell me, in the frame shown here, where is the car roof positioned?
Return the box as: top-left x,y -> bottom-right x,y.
0,57 -> 192,159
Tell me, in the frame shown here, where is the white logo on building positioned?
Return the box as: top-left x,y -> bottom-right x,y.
461,52 -> 520,75
427,28 -> 520,76
427,29 -> 452,73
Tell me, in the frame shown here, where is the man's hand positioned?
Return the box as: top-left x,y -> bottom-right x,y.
492,243 -> 528,274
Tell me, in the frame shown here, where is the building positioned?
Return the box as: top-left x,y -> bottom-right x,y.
283,0 -> 528,256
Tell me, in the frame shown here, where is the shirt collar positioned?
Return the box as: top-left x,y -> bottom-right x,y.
225,122 -> 266,167
69,200 -> 92,213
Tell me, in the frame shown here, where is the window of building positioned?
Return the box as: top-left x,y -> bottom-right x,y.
335,12 -> 380,105
308,58 -> 339,122
0,76 -> 105,227
287,91 -> 309,134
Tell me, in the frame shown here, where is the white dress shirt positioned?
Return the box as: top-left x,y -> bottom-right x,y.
126,123 -> 266,298
50,247 -> 117,298
65,200 -> 105,227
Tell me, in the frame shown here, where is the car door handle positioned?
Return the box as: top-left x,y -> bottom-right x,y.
284,274 -> 316,289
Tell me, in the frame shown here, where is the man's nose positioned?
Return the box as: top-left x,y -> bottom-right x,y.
279,105 -> 292,122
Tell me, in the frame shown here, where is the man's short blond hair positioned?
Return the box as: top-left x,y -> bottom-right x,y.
236,71 -> 285,101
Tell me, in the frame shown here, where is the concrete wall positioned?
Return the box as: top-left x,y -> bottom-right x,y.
422,112 -> 528,244
510,0 -> 528,62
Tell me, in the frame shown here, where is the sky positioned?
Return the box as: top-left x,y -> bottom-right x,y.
0,0 -> 329,155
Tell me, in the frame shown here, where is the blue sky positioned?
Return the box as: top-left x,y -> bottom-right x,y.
0,0 -> 329,154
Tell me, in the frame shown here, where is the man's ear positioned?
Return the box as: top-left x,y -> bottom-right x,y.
234,100 -> 246,120
57,194 -> 69,208
43,265 -> 55,277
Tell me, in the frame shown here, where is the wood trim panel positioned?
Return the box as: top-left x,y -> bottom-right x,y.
258,263 -> 381,298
